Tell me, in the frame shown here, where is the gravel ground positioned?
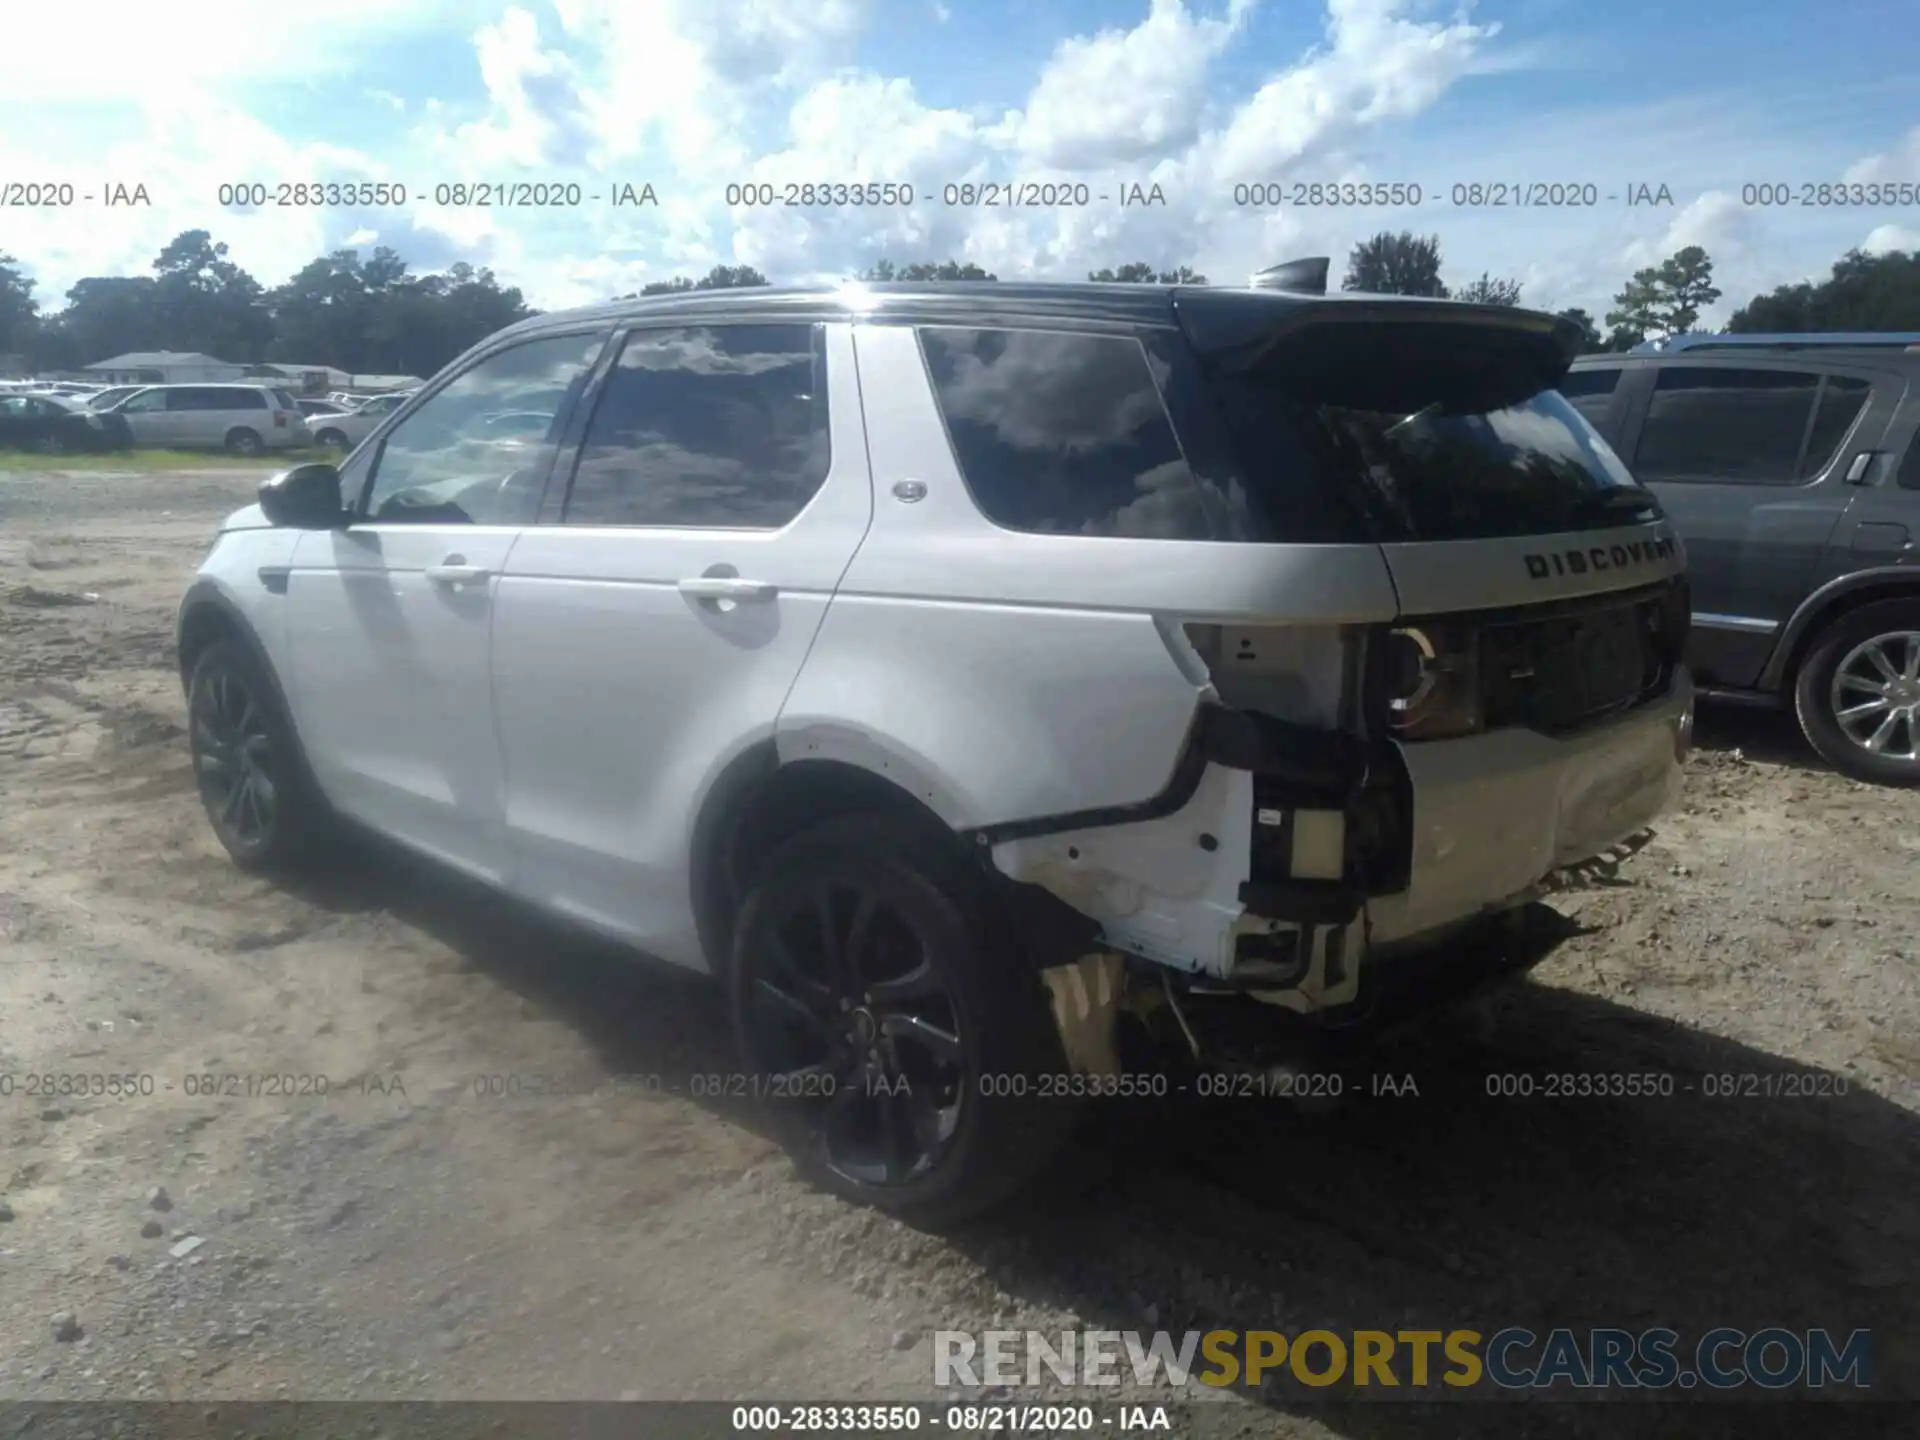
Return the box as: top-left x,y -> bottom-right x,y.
1,464 -> 1916,1437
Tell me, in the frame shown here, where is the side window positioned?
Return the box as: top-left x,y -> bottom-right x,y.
167,388 -> 217,412
362,331 -> 605,525
1900,427 -> 1920,492
121,389 -> 165,414
1557,367 -> 1621,429
1633,367 -> 1822,485
918,326 -> 1212,539
562,323 -> 829,529
1800,375 -> 1873,477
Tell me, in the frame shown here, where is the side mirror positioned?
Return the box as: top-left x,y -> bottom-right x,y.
259,463 -> 348,529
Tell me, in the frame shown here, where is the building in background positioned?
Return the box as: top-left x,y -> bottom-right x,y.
83,351 -> 247,385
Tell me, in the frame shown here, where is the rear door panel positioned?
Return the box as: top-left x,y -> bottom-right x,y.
491,321 -> 870,971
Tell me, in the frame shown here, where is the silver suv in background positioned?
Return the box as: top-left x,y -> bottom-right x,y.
308,391 -> 413,451
109,383 -> 311,454
176,277 -> 1693,1224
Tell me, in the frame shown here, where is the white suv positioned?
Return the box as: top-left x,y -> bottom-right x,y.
175,280 -> 1694,1223
112,383 -> 310,453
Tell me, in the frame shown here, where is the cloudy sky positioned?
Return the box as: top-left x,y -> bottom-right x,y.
2,0 -> 1915,323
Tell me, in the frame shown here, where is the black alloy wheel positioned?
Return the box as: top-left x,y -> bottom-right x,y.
729,813 -> 1079,1224
190,657 -> 280,856
740,877 -> 967,1187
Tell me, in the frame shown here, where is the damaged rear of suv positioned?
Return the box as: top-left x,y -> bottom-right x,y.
177,271 -> 1690,1228
733,273 -> 1693,1222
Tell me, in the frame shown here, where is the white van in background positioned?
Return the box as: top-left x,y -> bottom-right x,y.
111,384 -> 312,454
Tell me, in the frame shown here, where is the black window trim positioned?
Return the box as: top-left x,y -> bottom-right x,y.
546,317 -> 834,533
353,325 -> 615,522
1632,360 -> 1872,489
913,320 -> 1211,542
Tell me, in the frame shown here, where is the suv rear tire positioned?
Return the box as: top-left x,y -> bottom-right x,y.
186,640 -> 334,870
728,813 -> 1078,1227
224,427 -> 263,456
1792,598 -> 1920,787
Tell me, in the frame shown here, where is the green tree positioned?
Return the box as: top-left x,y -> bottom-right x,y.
1454,272 -> 1523,306
0,254 -> 38,363
858,259 -> 998,281
1341,231 -> 1448,297
1087,261 -> 1208,284
1554,306 -> 1603,352
1728,248 -> 1920,332
631,263 -> 771,297
151,230 -> 272,362
1606,245 -> 1721,344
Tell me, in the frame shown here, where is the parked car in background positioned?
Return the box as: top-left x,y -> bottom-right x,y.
176,277 -> 1693,1223
297,398 -> 348,419
1565,332 -> 1920,786
108,384 -> 311,455
0,392 -> 133,453
307,391 -> 413,451
86,385 -> 149,411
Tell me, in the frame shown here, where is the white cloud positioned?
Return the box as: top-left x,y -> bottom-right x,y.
2,0 -> 1913,337
1862,224 -> 1920,255
1844,127 -> 1920,184
1012,0 -> 1255,168
0,0 -> 477,102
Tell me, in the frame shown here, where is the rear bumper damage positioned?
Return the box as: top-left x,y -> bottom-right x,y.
991,671 -> 1694,1016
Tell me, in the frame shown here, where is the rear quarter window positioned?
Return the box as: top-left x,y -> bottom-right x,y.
917,326 -> 1216,540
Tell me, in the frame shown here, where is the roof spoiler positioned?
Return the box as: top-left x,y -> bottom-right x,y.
1249,257 -> 1330,295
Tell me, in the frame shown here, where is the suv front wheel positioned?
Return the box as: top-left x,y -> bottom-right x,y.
187,639 -> 333,868
1793,598 -> 1920,786
728,813 -> 1078,1226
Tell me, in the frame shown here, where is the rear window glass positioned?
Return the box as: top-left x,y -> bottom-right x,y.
1317,392 -> 1649,541
1212,371 -> 1652,544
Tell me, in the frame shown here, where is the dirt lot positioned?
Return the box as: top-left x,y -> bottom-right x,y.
1,463 -> 1916,1435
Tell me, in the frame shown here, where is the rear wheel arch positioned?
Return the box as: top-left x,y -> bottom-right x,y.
1768,571 -> 1920,690
690,751 -> 982,979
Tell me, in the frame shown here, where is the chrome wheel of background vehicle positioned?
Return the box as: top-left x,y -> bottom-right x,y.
739,878 -> 967,1187
34,433 -> 65,455
225,427 -> 263,456
191,662 -> 278,852
1829,630 -> 1920,764
1794,599 -> 1920,787
316,428 -> 348,450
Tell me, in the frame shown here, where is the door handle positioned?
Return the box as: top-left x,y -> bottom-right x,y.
678,576 -> 778,602
425,562 -> 493,587
1844,451 -> 1879,484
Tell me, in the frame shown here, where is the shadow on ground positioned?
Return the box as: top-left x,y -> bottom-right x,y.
280,842 -> 1915,1438
1690,699 -> 1832,774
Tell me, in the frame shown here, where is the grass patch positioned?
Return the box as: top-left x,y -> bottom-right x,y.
0,447 -> 334,472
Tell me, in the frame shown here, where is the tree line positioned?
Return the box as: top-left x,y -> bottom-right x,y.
4,227 -> 1917,379
1335,229 -> 1920,351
